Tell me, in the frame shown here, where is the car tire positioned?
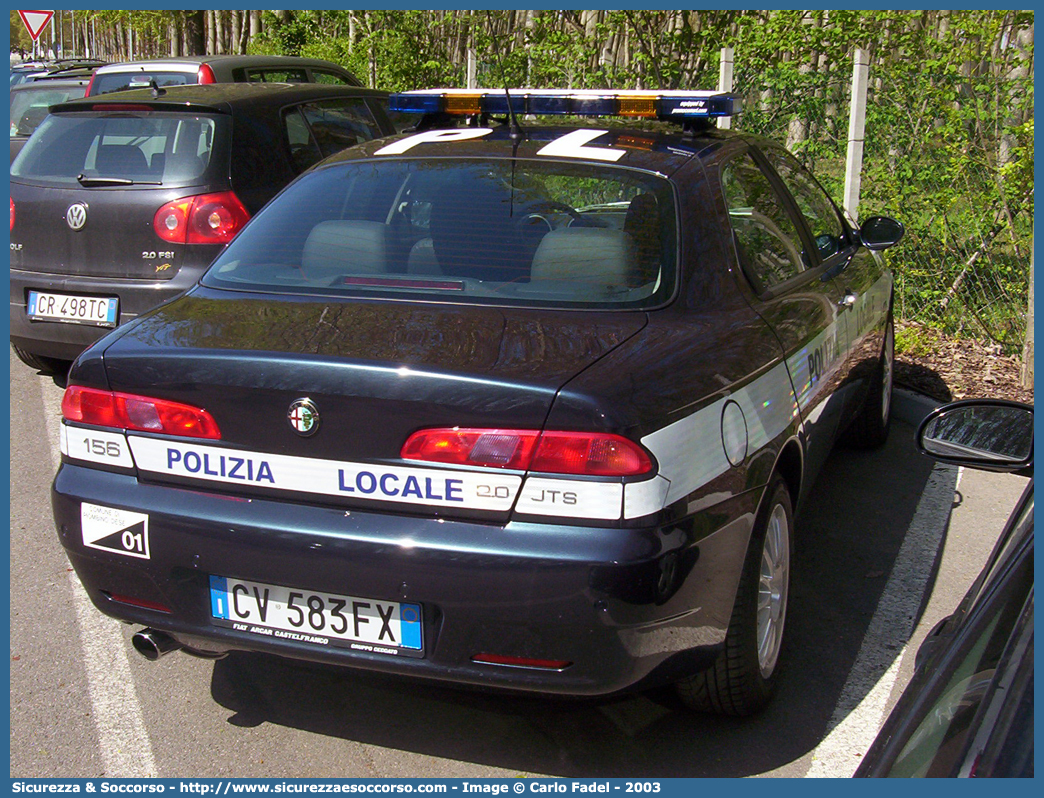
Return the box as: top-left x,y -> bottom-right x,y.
844,312 -> 894,449
676,476 -> 793,715
11,343 -> 70,377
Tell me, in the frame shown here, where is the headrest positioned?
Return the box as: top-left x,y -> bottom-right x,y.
530,228 -> 636,285
94,144 -> 149,177
406,238 -> 441,275
302,220 -> 387,282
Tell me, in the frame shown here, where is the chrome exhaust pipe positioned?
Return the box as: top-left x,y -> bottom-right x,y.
131,628 -> 182,661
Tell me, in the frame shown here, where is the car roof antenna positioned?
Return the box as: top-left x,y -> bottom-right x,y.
484,10 -> 524,143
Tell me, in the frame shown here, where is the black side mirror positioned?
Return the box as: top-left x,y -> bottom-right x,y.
859,216 -> 905,251
917,399 -> 1033,475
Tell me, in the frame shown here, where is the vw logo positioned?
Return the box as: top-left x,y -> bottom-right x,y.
66,202 -> 88,231
287,398 -> 320,437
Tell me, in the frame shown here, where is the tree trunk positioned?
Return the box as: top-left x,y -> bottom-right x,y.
230,11 -> 242,55
1000,23 -> 1033,167
182,12 -> 204,56
214,11 -> 226,54
206,11 -> 216,55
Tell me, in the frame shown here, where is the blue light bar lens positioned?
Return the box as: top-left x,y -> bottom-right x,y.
482,94 -> 526,115
569,97 -> 618,116
526,96 -> 572,115
389,94 -> 444,114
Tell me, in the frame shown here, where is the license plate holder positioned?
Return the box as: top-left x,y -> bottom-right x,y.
27,290 -> 119,328
209,575 -> 424,657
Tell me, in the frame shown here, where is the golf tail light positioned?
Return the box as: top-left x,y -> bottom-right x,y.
197,63 -> 217,84
10,197 -> 14,231
154,191 -> 250,245
62,385 -> 221,439
401,428 -> 652,476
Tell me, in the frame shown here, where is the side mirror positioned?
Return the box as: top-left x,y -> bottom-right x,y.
917,399 -> 1033,475
859,216 -> 905,251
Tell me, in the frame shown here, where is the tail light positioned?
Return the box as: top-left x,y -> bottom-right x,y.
84,73 -> 96,96
10,197 -> 14,231
62,385 -> 221,440
153,191 -> 250,245
197,63 -> 217,84
401,428 -> 652,477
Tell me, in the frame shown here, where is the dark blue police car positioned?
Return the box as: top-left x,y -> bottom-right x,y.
53,89 -> 904,715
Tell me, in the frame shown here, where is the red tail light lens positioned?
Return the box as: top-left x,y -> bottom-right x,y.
10,197 -> 14,231
401,428 -> 538,470
530,431 -> 653,476
84,73 -> 96,96
197,63 -> 217,84
401,428 -> 652,476
154,191 -> 250,245
62,385 -> 221,439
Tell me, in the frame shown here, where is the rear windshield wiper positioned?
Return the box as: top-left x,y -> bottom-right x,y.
76,174 -> 162,187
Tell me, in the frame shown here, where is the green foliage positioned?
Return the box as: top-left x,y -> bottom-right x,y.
10,11 -> 33,51
52,10 -> 1037,355
895,323 -> 940,358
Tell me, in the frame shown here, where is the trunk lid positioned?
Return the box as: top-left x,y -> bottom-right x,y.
96,291 -> 646,517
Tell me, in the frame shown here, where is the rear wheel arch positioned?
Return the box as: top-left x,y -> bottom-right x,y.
772,437 -> 803,513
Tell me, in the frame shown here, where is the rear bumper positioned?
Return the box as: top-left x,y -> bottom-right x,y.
52,461 -> 757,697
9,265 -> 205,361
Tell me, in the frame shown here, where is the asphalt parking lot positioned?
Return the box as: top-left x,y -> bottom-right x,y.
9,352 -> 1029,778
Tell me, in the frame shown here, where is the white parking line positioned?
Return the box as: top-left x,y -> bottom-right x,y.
805,460 -> 958,777
42,383 -> 158,777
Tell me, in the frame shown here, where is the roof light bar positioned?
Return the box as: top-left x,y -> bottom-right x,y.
389,89 -> 740,119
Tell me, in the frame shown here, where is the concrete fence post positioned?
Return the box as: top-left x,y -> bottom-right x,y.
718,46 -> 734,129
1021,246 -> 1034,387
844,48 -> 870,222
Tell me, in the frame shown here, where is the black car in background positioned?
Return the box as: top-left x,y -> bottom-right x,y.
9,82 -> 395,373
9,77 -> 90,161
53,89 -> 903,715
85,55 -> 362,97
857,399 -> 1033,777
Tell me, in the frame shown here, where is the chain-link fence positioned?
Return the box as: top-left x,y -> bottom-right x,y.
733,54 -> 1033,358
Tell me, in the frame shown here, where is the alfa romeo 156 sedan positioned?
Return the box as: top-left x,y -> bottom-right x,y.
52,89 -> 903,715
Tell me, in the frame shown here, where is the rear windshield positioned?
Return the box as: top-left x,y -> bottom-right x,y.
202,158 -> 677,310
10,85 -> 87,136
10,111 -> 225,187
91,71 -> 193,95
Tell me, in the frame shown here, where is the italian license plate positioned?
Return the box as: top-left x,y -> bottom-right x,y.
209,575 -> 423,657
27,291 -> 118,327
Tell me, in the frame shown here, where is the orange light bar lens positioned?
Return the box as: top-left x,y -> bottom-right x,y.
444,94 -> 482,115
617,96 -> 658,117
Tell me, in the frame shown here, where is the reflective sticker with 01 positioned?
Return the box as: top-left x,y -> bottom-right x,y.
81,503 -> 150,560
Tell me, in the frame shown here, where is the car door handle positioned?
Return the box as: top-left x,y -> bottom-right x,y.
838,291 -> 857,309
